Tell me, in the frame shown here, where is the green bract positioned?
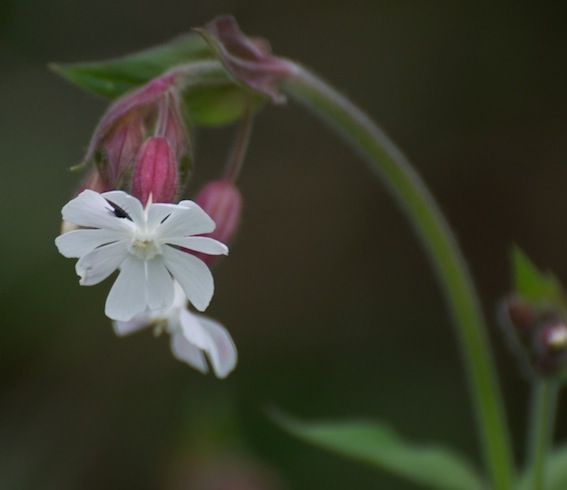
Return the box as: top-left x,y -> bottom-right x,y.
512,246 -> 566,309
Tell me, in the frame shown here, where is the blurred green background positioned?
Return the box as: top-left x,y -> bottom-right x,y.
2,1 -> 567,488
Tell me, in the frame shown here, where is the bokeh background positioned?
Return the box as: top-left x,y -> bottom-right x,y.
2,1 -> 567,488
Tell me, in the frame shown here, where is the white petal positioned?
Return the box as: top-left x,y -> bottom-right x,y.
162,246 -> 214,311
158,202 -> 215,239
105,257 -> 148,321
101,190 -> 145,227
179,310 -> 237,378
165,237 -> 228,256
112,314 -> 151,336
171,281 -> 189,310
75,240 -> 129,285
55,228 -> 124,258
146,258 -> 174,310
170,330 -> 208,373
61,190 -> 134,232
146,202 -> 182,230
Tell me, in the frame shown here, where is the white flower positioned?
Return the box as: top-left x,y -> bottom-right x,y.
55,189 -> 228,322
113,282 -> 237,378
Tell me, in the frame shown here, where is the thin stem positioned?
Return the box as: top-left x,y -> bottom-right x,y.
527,380 -> 558,490
224,107 -> 254,183
281,64 -> 515,489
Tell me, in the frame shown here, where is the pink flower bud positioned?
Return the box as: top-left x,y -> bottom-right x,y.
131,136 -> 178,205
100,111 -> 144,184
193,180 -> 242,265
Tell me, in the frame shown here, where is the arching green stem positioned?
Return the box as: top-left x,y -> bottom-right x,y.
280,64 -> 515,489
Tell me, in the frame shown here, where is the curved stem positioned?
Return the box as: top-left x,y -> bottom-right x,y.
280,64 -> 515,489
527,380 -> 558,490
224,107 -> 254,183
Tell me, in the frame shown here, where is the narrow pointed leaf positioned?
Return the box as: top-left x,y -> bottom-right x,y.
273,413 -> 484,490
512,246 -> 565,307
50,34 -> 262,125
49,34 -> 213,99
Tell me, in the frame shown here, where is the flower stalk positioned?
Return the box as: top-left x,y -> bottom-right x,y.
279,64 -> 515,489
527,379 -> 558,490
223,107 -> 254,183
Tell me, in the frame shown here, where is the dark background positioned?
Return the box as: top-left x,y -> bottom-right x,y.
2,1 -> 567,488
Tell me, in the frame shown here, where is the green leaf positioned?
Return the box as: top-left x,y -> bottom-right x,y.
49,33 -> 261,126
273,412 -> 485,490
511,246 -> 565,307
49,34 -> 213,99
518,444 -> 567,490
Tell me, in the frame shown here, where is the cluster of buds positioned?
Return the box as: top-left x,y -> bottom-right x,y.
76,70 -> 244,264
79,71 -> 190,205
500,296 -> 567,377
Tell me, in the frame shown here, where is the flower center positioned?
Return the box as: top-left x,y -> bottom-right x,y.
128,235 -> 162,260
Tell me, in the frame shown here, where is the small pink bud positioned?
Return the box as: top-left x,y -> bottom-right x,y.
131,136 -> 178,205
193,180 -> 242,265
101,111 -> 144,184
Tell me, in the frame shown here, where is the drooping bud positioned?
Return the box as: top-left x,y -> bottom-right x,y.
131,136 -> 178,205
195,16 -> 297,103
499,296 -> 567,378
193,180 -> 242,265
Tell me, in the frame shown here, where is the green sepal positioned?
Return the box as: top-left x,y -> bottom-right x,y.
511,246 -> 565,309
272,412 -> 485,490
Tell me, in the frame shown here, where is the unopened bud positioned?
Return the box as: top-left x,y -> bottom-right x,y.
196,16 -> 297,103
499,296 -> 567,378
100,111 -> 144,184
193,180 -> 242,265
131,136 -> 178,205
